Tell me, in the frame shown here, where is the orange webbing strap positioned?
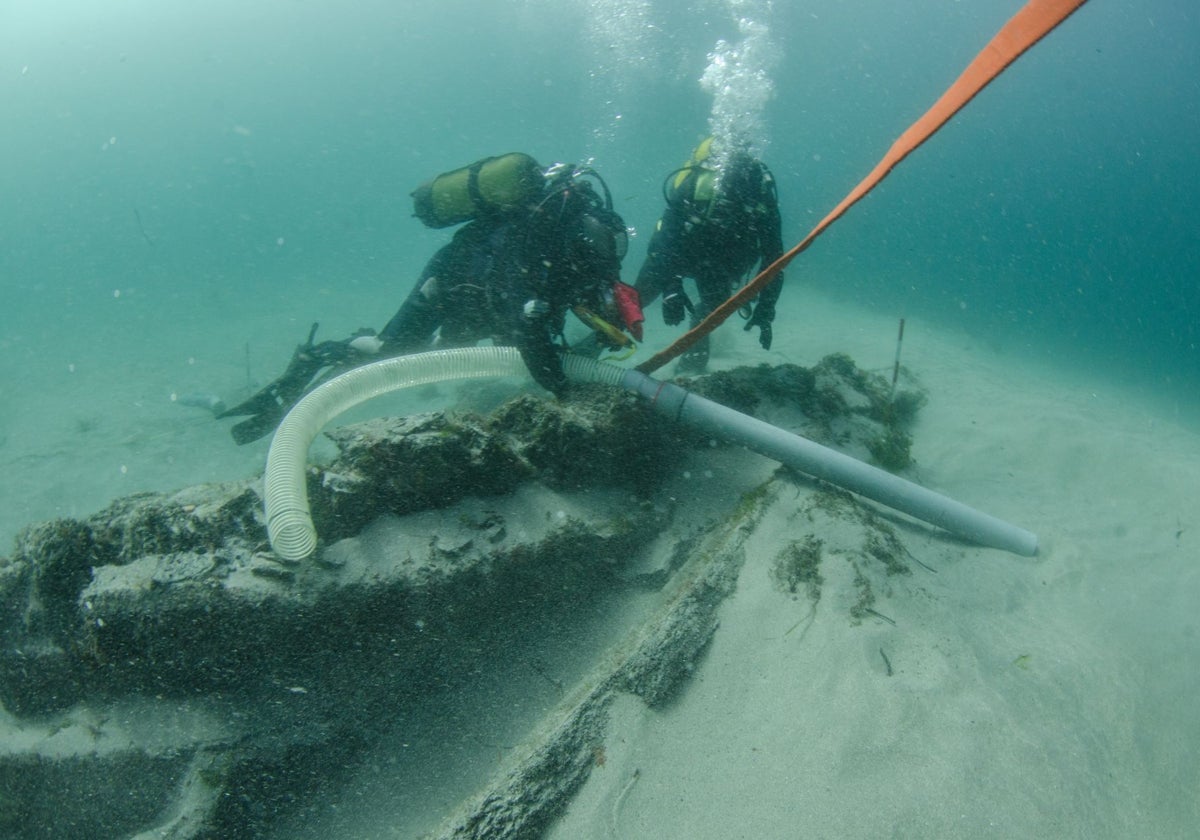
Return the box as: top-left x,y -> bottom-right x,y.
636,0 -> 1089,375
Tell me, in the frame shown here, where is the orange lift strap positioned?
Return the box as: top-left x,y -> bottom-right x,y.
636,0 -> 1090,375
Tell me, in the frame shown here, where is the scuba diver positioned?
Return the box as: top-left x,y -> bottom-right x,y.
635,137 -> 784,373
218,154 -> 643,445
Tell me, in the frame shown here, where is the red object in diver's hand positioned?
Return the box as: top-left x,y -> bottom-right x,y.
613,282 -> 644,341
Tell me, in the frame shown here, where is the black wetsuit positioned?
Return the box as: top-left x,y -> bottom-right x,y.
635,156 -> 784,371
379,210 -> 620,394
218,183 -> 625,445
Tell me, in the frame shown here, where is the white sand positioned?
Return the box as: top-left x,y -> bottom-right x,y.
547,289 -> 1200,839
1,284 -> 1197,838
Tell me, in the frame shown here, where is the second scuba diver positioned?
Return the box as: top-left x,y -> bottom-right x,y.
634,137 -> 784,374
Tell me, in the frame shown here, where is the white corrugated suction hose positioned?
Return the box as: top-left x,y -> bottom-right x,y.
263,346 -> 1036,561
266,347 -> 514,560
264,347 -> 622,561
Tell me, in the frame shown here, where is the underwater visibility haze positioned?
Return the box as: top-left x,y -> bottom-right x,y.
1,0 -> 1198,837
3,0 -> 1197,403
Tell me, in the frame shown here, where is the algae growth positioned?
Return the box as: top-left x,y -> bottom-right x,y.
770,535 -> 824,602
682,353 -> 925,471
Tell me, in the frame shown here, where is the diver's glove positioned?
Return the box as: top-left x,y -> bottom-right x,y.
744,302 -> 775,350
661,285 -> 694,327
523,299 -> 551,320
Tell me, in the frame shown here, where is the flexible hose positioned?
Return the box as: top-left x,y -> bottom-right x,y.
264,347 -> 628,561
264,347 -> 1036,560
266,347 -> 526,560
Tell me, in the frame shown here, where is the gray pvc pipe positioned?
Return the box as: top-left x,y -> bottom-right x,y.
264,347 -> 1036,560
607,365 -> 1038,556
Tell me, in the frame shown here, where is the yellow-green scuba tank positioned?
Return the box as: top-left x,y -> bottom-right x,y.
664,137 -> 719,216
662,137 -> 776,223
412,153 -> 546,228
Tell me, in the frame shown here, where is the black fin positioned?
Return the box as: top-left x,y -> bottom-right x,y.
228,412 -> 284,446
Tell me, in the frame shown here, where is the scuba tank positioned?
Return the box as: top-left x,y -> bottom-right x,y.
412,152 -> 546,228
661,136 -> 777,223
664,136 -> 719,216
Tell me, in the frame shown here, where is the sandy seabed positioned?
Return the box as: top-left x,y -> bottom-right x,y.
1,284 -> 1196,839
